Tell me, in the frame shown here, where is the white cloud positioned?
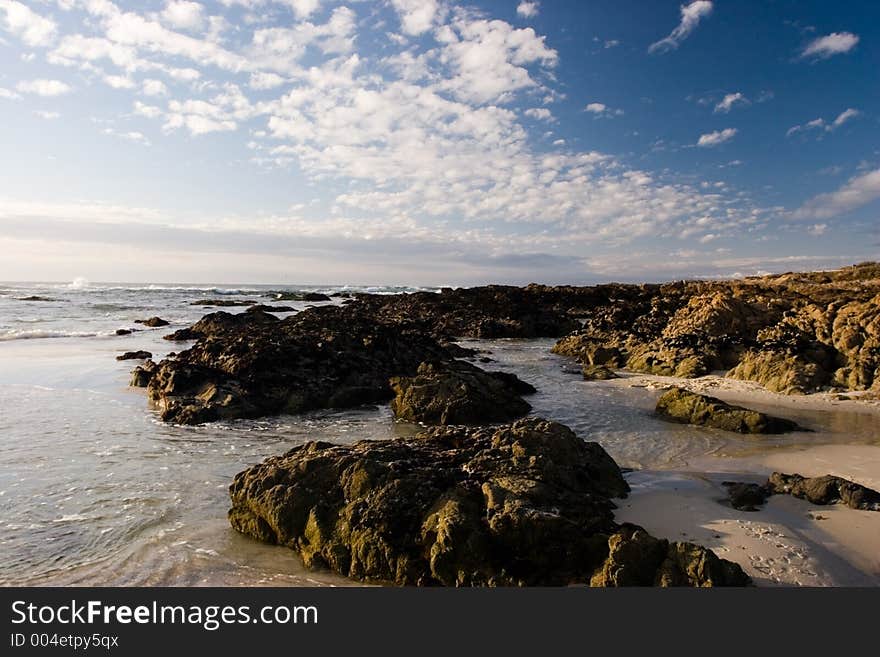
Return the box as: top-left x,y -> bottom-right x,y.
792,168 -> 880,220
800,32 -> 859,60
585,102 -> 623,118
283,0 -> 322,20
524,107 -> 552,121
697,127 -> 736,147
714,92 -> 747,113
142,78 -> 169,96
161,1 -> 205,32
103,127 -> 150,145
516,2 -> 539,18
104,74 -> 135,89
33,110 -> 60,120
786,108 -> 861,137
16,78 -> 72,96
249,71 -> 286,90
649,1 -> 713,54
390,0 -> 439,36
0,0 -> 57,47
807,223 -> 827,236
603,39 -> 619,49
0,86 -> 22,100
133,100 -> 163,119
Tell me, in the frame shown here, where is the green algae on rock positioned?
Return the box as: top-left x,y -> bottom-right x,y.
655,387 -> 802,434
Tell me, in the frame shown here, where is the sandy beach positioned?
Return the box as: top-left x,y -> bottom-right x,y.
609,371 -> 880,586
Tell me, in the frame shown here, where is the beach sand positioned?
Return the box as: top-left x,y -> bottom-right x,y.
608,372 -> 880,586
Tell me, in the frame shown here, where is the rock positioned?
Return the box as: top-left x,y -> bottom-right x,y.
655,387 -> 802,434
15,295 -> 58,302
767,472 -> 880,511
389,360 -> 533,425
229,418 -> 748,586
163,310 -> 278,341
550,264 -> 880,396
116,350 -> 153,361
146,305 -> 451,424
135,317 -> 170,327
190,299 -> 256,307
722,482 -> 770,511
589,524 -> 751,587
269,291 -> 332,302
246,304 -> 296,313
130,360 -> 157,387
115,329 -> 133,336
582,365 -> 618,381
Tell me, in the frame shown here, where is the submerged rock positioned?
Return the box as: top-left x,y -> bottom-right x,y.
655,387 -> 802,434
116,350 -> 152,361
229,418 -> 748,586
190,299 -> 256,307
389,360 -> 533,425
115,328 -> 133,336
16,295 -> 58,302
135,317 -> 170,327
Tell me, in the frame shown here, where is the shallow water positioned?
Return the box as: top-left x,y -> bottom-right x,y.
0,282 -> 877,586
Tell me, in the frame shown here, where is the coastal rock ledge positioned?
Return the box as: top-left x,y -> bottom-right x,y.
228,417 -> 750,587
655,387 -> 803,434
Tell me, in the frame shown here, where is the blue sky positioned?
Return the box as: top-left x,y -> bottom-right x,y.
0,0 -> 877,284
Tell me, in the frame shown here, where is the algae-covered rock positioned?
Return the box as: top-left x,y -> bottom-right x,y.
767,472 -> 880,511
655,387 -> 802,434
389,360 -> 533,425
581,365 -> 619,381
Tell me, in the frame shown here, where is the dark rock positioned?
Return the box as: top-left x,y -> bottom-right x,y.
130,360 -> 157,387
389,360 -> 533,425
246,304 -> 296,313
767,472 -> 880,511
163,310 -> 278,341
190,299 -> 256,307
115,329 -> 133,336
269,291 -> 332,302
15,295 -> 58,302
655,387 -> 802,434
147,305 -> 451,424
116,350 -> 153,361
229,418 -> 747,586
440,342 -> 478,358
582,365 -> 619,381
722,481 -> 770,511
590,523 -> 751,587
135,317 -> 170,327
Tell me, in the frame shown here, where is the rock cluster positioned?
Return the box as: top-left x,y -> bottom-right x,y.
724,473 -> 880,511
552,262 -> 880,394
655,387 -> 802,434
229,417 -> 749,586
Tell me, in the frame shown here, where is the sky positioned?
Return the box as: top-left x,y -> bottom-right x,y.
0,0 -> 878,285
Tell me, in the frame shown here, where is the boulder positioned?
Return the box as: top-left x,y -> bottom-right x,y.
655,387 -> 802,434
229,418 -> 749,586
190,299 -> 256,307
130,360 -> 157,387
767,472 -> 880,511
116,350 -> 152,361
582,365 -> 618,381
389,360 -> 533,425
135,317 -> 170,327
246,304 -> 296,313
115,328 -> 133,336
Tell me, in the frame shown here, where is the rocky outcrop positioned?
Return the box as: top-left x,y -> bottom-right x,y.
116,350 -> 152,361
552,263 -> 880,395
655,387 -> 802,434
144,305 -> 451,424
723,473 -> 880,511
229,417 -> 749,586
246,304 -> 296,313
389,360 -> 533,425
269,291 -> 332,302
135,317 -> 170,327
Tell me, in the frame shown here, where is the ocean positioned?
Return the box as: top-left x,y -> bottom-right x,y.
1,280 -> 877,586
